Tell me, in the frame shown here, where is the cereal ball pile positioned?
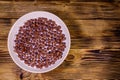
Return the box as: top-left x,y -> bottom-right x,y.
14,17 -> 66,68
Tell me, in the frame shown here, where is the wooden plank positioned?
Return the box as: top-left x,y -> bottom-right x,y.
0,2 -> 119,19
0,19 -> 120,52
70,0 -> 116,2
1,49 -> 120,62
14,0 -> 35,1
0,0 -> 13,1
65,2 -> 120,19
1,19 -> 120,36
14,0 -> 70,3
0,49 -> 120,79
36,0 -> 70,3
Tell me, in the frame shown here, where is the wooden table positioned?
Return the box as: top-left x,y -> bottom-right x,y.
0,0 -> 120,80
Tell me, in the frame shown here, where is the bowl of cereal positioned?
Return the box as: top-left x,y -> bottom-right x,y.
8,11 -> 71,73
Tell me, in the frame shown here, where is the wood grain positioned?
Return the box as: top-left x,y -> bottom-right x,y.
0,0 -> 120,80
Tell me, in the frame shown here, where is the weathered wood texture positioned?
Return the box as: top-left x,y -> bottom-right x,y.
0,0 -> 120,80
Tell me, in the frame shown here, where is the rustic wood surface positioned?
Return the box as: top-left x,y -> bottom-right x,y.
0,0 -> 120,80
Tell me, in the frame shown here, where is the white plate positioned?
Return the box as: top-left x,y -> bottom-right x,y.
8,11 -> 71,73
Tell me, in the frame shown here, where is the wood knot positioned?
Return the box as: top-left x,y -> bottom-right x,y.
87,49 -> 101,54
20,72 -> 23,80
67,54 -> 75,60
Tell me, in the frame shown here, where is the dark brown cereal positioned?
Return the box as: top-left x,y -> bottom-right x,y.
14,17 -> 66,69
